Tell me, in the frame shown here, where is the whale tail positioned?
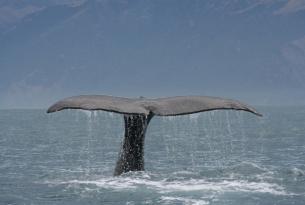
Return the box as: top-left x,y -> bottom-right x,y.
47,95 -> 262,175
47,95 -> 262,117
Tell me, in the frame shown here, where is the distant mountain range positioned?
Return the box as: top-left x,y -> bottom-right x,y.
1,0 -> 305,108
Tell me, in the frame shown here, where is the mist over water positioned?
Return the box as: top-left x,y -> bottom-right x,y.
0,107 -> 305,204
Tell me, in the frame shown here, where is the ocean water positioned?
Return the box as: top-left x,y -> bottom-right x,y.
0,107 -> 305,204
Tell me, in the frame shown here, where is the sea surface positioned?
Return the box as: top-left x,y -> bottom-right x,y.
0,107 -> 305,204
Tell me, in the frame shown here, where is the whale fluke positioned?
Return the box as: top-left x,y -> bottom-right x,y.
47,95 -> 262,176
47,95 -> 262,117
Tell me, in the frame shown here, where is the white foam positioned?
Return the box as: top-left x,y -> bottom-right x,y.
161,196 -> 209,205
45,176 -> 288,196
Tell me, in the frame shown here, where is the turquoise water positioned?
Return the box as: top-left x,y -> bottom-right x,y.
0,107 -> 305,204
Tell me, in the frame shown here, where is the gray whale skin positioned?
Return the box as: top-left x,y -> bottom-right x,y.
47,95 -> 262,176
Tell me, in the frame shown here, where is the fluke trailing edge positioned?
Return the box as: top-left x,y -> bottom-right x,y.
47,95 -> 262,176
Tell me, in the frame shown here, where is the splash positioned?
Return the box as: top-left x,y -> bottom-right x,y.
45,174 -> 289,196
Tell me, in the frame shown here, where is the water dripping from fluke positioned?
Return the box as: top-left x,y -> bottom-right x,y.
47,95 -> 262,176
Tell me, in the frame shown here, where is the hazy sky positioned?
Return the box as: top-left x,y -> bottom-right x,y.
1,0 -> 305,108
